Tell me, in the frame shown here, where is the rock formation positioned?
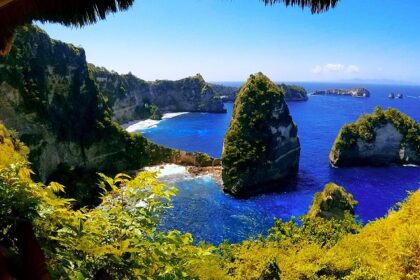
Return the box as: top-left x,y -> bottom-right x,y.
222,73 -> 300,197
307,183 -> 357,220
211,83 -> 308,102
313,88 -> 370,97
278,83 -> 309,101
330,107 -> 420,166
209,83 -> 239,102
91,66 -> 226,123
0,25 -> 216,205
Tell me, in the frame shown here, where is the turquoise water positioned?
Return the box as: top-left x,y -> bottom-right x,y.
137,82 -> 420,244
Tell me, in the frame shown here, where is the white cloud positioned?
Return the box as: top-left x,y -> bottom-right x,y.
312,64 -> 360,74
346,65 -> 360,73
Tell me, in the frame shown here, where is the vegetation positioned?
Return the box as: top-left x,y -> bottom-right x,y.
0,123 -> 29,167
332,106 -> 420,156
1,122 -> 419,279
222,72 -> 299,196
0,25 -> 192,205
308,183 -> 358,220
278,83 -> 309,101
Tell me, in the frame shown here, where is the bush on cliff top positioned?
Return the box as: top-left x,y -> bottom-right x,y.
308,183 -> 358,220
332,106 -> 420,155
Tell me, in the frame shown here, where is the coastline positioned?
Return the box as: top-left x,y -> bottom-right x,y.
143,164 -> 222,184
123,112 -> 189,132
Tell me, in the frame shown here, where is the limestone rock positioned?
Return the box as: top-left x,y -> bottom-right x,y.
91,66 -> 226,124
330,107 -> 420,166
313,87 -> 370,97
222,73 -> 300,197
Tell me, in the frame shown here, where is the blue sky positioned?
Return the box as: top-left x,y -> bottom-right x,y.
39,0 -> 420,83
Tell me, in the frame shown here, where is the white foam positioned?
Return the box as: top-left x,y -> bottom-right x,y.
123,112 -> 189,133
125,119 -> 160,132
144,164 -> 189,178
403,164 -> 419,167
162,112 -> 189,119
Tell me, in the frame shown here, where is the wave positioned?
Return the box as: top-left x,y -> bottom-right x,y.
145,164 -> 189,178
124,112 -> 189,132
403,164 -> 419,167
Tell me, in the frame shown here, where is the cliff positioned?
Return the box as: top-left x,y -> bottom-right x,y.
210,83 -> 308,102
222,73 -> 300,197
330,107 -> 420,166
0,25 -> 215,204
91,66 -> 226,123
313,87 -> 370,97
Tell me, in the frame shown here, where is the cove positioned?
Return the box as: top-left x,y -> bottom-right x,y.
132,82 -> 420,244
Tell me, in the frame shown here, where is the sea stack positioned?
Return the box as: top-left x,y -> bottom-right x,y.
221,73 -> 300,197
330,107 -> 420,166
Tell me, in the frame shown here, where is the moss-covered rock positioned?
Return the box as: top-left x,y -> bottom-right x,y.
221,73 -> 300,197
308,183 -> 357,220
330,106 -> 420,166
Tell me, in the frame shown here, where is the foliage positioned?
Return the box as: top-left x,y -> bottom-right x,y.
331,106 -> 420,157
308,183 -> 358,220
0,161 -> 214,279
1,126 -> 420,279
221,72 -> 296,195
278,83 -> 308,101
191,189 -> 420,280
0,25 -> 186,204
0,123 -> 29,167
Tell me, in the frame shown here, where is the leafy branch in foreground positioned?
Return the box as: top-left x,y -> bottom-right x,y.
0,163 -> 214,279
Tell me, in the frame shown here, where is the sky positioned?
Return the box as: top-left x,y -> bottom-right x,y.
39,0 -> 420,83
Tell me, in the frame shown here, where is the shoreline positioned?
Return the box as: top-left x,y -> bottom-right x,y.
123,112 -> 189,132
143,163 -> 222,184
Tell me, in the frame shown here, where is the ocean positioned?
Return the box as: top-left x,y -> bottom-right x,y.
130,82 -> 420,244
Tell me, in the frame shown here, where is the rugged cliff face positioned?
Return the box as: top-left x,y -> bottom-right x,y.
0,25 -> 177,180
91,66 -> 226,123
313,88 -> 370,97
222,73 -> 300,197
330,107 -> 420,166
0,25 -> 216,205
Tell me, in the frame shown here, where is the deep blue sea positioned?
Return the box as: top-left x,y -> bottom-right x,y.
136,82 -> 420,244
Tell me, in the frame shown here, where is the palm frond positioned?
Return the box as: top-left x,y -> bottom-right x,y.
0,0 -> 339,55
0,0 -> 135,55
262,0 -> 340,14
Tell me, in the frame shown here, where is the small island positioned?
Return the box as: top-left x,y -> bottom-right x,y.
330,107 -> 420,166
278,83 -> 309,101
313,87 -> 370,97
221,72 -> 301,197
211,83 -> 309,102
